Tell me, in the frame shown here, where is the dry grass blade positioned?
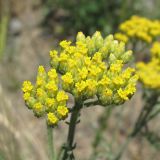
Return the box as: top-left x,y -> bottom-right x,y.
0,84 -> 48,160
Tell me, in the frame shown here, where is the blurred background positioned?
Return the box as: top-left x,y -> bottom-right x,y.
0,0 -> 160,160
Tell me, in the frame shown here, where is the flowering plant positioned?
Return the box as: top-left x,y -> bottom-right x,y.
113,17 -> 160,160
22,31 -> 138,160
115,16 -> 160,44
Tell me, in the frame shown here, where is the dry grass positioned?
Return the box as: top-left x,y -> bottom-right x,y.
0,84 -> 49,160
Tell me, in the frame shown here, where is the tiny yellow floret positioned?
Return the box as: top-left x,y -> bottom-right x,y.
57,106 -> 69,117
48,69 -> 57,80
117,88 -> 128,100
62,72 -> 74,84
22,81 -> 33,93
38,65 -> 45,74
23,92 -> 31,101
47,112 -> 58,126
56,91 -> 69,102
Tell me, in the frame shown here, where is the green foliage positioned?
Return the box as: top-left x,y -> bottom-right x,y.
42,0 -> 143,36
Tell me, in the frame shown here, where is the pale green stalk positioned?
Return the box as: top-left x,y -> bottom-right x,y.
47,125 -> 56,160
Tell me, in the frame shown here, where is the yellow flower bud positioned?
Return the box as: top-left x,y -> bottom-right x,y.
48,69 -> 57,80
56,91 -> 68,103
22,81 -> 33,93
57,106 -> 69,118
76,31 -> 86,42
23,92 -> 31,101
45,81 -> 58,92
60,40 -> 71,48
33,102 -> 44,117
117,88 -> 129,101
47,112 -> 58,126
75,81 -> 87,93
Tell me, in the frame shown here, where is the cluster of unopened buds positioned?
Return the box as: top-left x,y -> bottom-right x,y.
22,66 -> 69,126
22,31 -> 138,127
114,16 -> 160,43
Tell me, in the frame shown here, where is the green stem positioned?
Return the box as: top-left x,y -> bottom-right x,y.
93,106 -> 113,148
61,102 -> 81,160
131,93 -> 159,137
114,92 -> 159,160
114,136 -> 131,160
47,125 -> 56,160
147,109 -> 160,121
90,106 -> 113,160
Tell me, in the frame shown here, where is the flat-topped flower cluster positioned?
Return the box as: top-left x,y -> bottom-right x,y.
51,32 -> 138,104
115,16 -> 160,43
22,31 -> 138,127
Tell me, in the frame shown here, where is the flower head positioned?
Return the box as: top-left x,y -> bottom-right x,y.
137,59 -> 160,89
115,16 -> 160,43
49,31 -> 138,105
22,31 -> 138,124
22,66 -> 69,127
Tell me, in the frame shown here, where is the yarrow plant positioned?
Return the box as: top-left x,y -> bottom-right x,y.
22,31 -> 138,160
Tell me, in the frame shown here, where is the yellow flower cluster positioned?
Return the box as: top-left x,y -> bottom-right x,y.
22,66 -> 69,126
137,59 -> 160,89
114,33 -> 128,43
50,31 -> 138,105
150,41 -> 160,58
115,16 -> 160,43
